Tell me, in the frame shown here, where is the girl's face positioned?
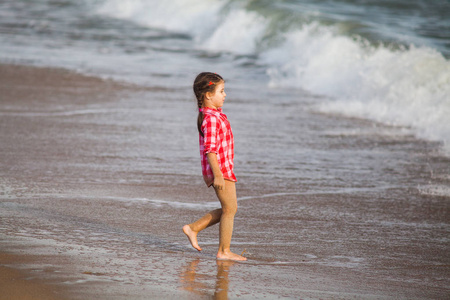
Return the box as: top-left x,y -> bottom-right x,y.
206,82 -> 226,109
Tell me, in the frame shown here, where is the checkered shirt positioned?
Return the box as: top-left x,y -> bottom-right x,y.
199,107 -> 237,187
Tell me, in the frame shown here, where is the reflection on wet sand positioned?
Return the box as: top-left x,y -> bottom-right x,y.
180,258 -> 236,299
214,260 -> 235,300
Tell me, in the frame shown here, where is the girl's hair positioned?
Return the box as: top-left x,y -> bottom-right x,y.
193,72 -> 224,137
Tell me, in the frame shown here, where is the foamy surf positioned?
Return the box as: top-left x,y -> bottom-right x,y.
418,185 -> 450,198
263,25 -> 450,154
93,0 -> 450,156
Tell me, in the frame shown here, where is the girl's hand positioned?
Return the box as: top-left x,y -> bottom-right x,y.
206,153 -> 225,191
213,175 -> 225,191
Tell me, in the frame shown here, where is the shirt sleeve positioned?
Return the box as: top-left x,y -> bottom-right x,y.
202,115 -> 220,155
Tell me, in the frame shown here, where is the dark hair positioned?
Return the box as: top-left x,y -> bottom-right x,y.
193,72 -> 224,137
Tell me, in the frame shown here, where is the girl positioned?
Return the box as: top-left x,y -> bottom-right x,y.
183,72 -> 247,261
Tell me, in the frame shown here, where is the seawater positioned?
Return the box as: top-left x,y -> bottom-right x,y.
0,0 -> 448,154
1,2 -> 449,297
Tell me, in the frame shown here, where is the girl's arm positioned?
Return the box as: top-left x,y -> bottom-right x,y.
207,153 -> 225,190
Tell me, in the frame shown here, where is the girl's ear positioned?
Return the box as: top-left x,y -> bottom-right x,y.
205,91 -> 212,100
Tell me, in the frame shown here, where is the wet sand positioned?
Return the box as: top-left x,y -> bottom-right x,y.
0,252 -> 69,300
1,63 -> 449,299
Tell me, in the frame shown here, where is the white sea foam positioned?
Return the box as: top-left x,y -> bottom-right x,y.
95,0 -> 224,39
418,185 -> 450,198
95,0 -> 266,55
40,193 -> 219,210
201,9 -> 267,54
262,24 -> 450,154
94,0 -> 450,155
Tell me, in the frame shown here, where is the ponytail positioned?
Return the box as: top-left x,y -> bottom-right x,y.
197,111 -> 204,137
193,72 -> 224,137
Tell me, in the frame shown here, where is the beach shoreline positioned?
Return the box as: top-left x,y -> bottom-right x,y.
0,251 -> 70,300
0,63 -> 133,300
1,63 -> 449,299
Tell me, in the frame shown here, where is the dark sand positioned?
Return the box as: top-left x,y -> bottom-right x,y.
0,64 -> 136,299
0,253 -> 69,300
1,64 -> 449,299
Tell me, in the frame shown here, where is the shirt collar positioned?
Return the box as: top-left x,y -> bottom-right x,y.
201,107 -> 223,116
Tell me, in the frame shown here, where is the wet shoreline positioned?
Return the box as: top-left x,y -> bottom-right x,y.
0,63 -> 449,299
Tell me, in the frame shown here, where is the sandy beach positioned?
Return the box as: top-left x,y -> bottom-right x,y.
0,252 -> 69,300
1,63 -> 449,299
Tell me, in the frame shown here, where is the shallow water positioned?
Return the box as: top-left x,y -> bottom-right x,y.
1,0 -> 449,298
1,0 -> 449,152
1,65 -> 449,298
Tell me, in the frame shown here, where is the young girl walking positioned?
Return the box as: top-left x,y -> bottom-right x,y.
183,72 -> 247,261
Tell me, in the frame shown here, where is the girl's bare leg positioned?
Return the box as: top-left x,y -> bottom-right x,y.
183,208 -> 222,251
183,180 -> 246,261
215,180 -> 247,261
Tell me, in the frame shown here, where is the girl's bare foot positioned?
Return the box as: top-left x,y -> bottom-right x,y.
183,225 -> 202,251
216,250 -> 247,261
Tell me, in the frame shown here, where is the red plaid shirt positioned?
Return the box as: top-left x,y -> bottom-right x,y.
199,107 -> 237,187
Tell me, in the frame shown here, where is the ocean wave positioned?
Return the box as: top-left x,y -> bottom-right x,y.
94,0 -> 450,154
262,23 -> 450,154
94,0 -> 224,38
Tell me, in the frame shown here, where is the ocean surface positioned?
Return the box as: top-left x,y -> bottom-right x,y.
1,0 -> 449,153
0,0 -> 449,298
